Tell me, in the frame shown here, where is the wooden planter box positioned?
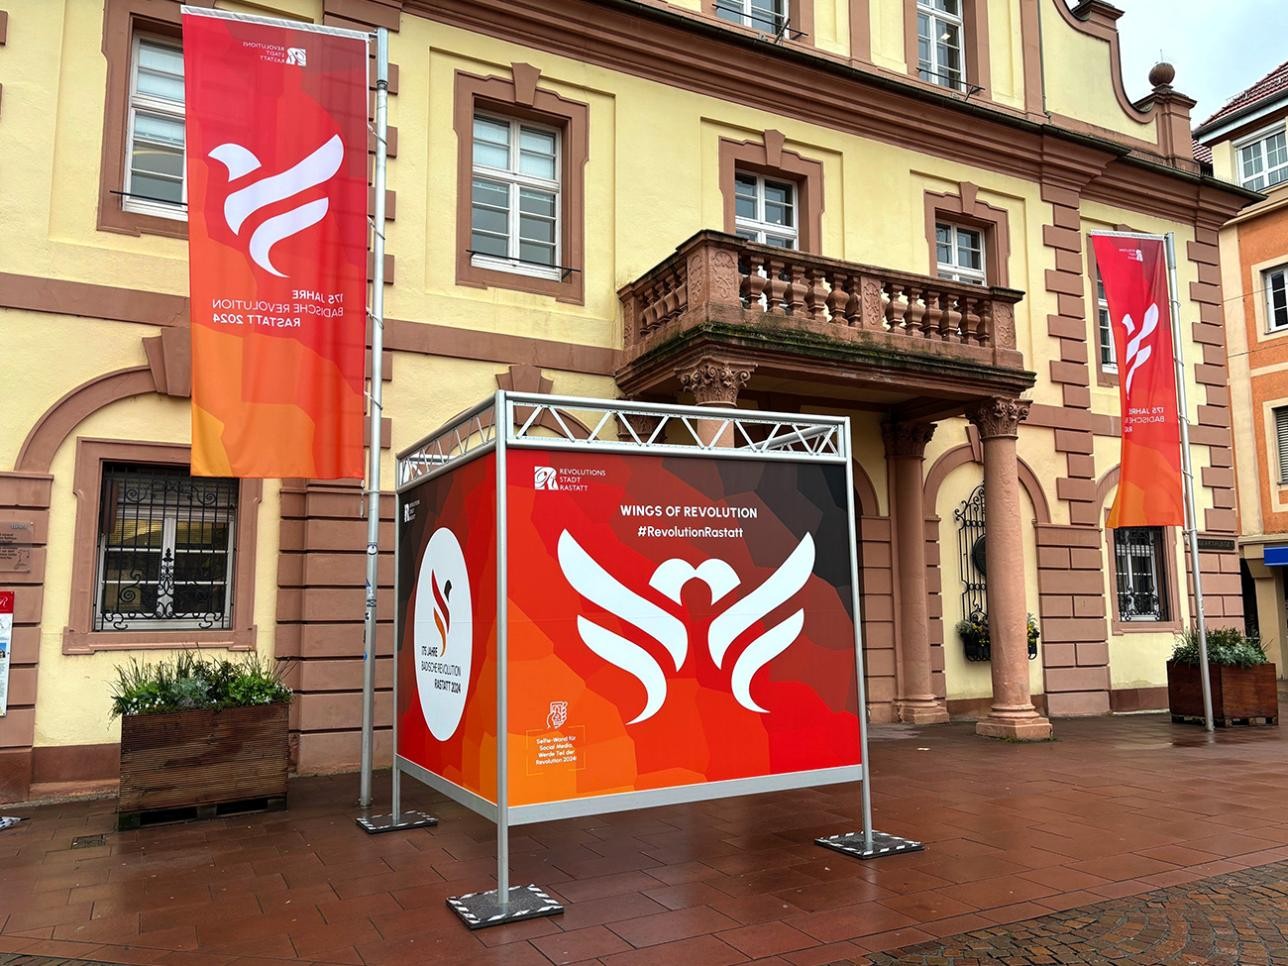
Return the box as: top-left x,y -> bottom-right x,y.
118,702 -> 289,829
1167,661 -> 1280,727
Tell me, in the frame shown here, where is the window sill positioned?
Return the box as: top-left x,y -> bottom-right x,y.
62,625 -> 256,655
1111,619 -> 1181,635
470,253 -> 563,282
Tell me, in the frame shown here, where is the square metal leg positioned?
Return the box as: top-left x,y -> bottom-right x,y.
815,829 -> 924,860
446,884 -> 564,930
355,809 -> 437,834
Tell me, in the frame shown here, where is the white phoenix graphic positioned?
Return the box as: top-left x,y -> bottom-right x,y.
557,529 -> 816,723
208,134 -> 344,277
1119,302 -> 1160,397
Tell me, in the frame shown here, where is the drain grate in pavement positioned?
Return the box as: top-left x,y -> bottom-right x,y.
70,834 -> 106,848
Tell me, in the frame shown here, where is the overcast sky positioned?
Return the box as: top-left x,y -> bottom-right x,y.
1101,0 -> 1288,124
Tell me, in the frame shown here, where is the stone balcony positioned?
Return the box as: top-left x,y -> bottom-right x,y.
616,231 -> 1035,416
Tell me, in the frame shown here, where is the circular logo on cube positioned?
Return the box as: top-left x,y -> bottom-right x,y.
414,527 -> 473,740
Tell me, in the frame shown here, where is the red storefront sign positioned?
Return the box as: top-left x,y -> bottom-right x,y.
1091,234 -> 1184,528
182,10 -> 369,478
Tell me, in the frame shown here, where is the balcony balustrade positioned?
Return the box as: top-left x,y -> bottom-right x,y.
618,231 -> 1028,380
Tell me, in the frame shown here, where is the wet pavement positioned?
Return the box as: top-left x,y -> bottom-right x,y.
2,710 -> 1288,965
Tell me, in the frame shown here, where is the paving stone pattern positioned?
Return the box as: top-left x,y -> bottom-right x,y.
4,712 -> 1288,965
867,858 -> 1288,965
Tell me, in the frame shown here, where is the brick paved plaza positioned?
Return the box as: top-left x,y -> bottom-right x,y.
3,711 -> 1288,965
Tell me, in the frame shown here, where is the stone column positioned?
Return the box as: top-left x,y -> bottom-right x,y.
677,357 -> 754,447
883,420 -> 950,725
967,397 -> 1053,741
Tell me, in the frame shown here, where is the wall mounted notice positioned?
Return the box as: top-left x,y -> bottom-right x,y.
0,591 -> 12,717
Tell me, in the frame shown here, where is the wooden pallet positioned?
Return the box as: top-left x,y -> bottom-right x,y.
117,794 -> 286,831
1171,714 -> 1279,728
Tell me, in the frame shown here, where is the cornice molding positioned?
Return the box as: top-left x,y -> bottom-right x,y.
404,0 -> 1252,223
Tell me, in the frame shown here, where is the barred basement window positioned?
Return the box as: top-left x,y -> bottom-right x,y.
1112,527 -> 1169,622
95,464 -> 238,631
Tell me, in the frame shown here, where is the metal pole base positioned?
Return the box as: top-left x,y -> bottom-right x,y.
446,884 -> 564,930
816,830 -> 924,860
355,810 -> 438,835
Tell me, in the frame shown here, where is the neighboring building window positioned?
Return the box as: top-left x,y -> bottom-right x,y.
1113,527 -> 1169,622
470,113 -> 562,280
95,464 -> 238,632
734,171 -> 799,248
716,0 -> 787,33
124,34 -> 186,219
1276,407 -> 1288,484
1265,265 -> 1288,331
1238,127 -> 1288,191
1097,274 -> 1118,372
935,222 -> 985,284
917,0 -> 965,90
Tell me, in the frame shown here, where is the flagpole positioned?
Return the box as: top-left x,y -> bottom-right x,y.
358,26 -> 390,808
1165,231 -> 1215,733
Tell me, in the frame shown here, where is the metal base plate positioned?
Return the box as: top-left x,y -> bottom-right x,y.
446,884 -> 564,930
815,830 -> 925,860
355,809 -> 438,834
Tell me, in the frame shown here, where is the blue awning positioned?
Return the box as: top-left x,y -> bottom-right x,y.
1264,545 -> 1288,567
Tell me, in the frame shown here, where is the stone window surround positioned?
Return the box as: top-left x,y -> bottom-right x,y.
454,65 -> 588,304
718,131 -> 824,254
903,0 -> 990,98
62,438 -> 261,654
700,0 -> 814,47
97,0 -> 201,241
1103,517 -> 1182,636
923,182 -> 1010,287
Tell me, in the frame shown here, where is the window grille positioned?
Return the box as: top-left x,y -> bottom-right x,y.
1112,527 -> 1168,622
95,464 -> 237,631
955,484 -> 988,660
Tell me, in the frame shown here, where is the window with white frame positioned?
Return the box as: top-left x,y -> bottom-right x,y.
1097,273 -> 1118,371
1112,527 -> 1169,622
917,0 -> 965,90
715,0 -> 788,33
470,114 -> 562,279
125,35 -> 186,219
1238,126 -> 1288,191
734,172 -> 799,248
1276,408 -> 1288,484
95,464 -> 238,632
935,222 -> 985,285
1265,265 -> 1288,332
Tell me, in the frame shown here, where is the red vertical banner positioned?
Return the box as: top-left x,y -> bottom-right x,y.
183,10 -> 369,478
1090,234 -> 1185,527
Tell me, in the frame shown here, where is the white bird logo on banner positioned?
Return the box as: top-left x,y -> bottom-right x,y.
208,134 -> 344,277
1119,302 -> 1160,397
556,530 -> 815,723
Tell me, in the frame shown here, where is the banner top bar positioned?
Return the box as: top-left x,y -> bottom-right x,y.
1087,230 -> 1168,242
180,5 -> 374,43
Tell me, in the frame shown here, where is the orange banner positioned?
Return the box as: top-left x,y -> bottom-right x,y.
183,10 -> 369,478
1090,234 -> 1184,527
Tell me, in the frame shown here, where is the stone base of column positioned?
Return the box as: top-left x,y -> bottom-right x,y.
896,699 -> 950,725
975,706 -> 1053,741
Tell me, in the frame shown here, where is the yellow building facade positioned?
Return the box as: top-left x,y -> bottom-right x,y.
0,0 -> 1255,800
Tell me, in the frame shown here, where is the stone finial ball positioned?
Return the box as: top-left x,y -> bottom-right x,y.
1149,62 -> 1176,88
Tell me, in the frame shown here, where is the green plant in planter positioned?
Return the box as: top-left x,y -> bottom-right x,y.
1171,625 -> 1267,668
110,653 -> 291,718
955,612 -> 1040,662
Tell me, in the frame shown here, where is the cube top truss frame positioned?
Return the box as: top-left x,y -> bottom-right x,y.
396,393 -> 850,489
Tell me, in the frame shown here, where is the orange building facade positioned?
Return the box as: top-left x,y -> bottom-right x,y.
1200,64 -> 1288,671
